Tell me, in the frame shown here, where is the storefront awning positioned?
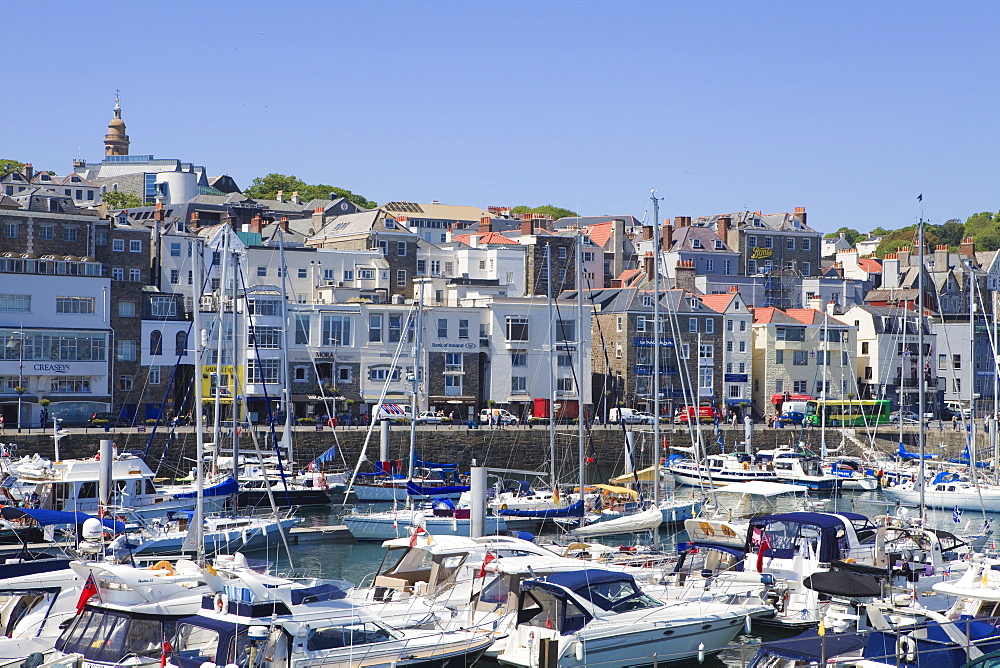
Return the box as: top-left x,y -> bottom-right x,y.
428,396 -> 476,404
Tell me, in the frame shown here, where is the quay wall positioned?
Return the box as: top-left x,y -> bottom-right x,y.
0,425 -> 983,477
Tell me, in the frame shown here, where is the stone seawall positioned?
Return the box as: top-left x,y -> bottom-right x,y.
0,425 -> 981,477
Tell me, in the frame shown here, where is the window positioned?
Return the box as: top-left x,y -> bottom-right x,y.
692,238 -> 702,249
111,238 -> 123,252
729,385 -> 742,398
39,226 -> 54,240
321,315 -> 352,345
369,367 -> 400,382
953,354 -> 961,369
699,344 -> 714,364
388,315 -> 403,343
169,269 -> 179,284
378,240 -> 388,255
129,268 -> 141,282
557,377 -> 574,392
816,351 -> 828,365
293,366 -> 307,381
506,317 -> 529,342
558,247 -> 567,259
396,241 -> 407,257
294,315 -> 310,345
802,238 -> 811,251
50,376 -> 91,393
342,269 -> 354,282
842,351 -> 849,365
322,269 -> 335,281
117,339 -> 137,361
248,299 -> 278,316
256,266 -> 268,277
445,353 -> 463,371
247,359 -> 281,384
816,380 -> 831,394
775,350 -> 784,364
747,259 -> 757,274
149,330 -> 162,355
511,376 -> 527,393
369,314 -> 382,342
3,223 -> 16,238
774,378 -> 784,393
705,319 -> 714,334
802,262 -> 811,275
129,239 -> 142,253
56,296 -> 95,314
636,316 -> 646,333
739,362 -> 745,373
359,268 -> 375,280
739,341 -> 746,352
511,353 -> 528,367
249,326 -> 282,348
787,238 -> 795,250
793,350 -> 808,365
789,380 -> 806,393
740,320 -> 746,332
438,318 -> 448,338
764,236 -> 773,249
112,268 -> 124,281
297,267 -> 307,279
680,343 -> 690,359
748,235 -> 758,248
776,327 -> 804,341
556,320 -> 575,342
938,353 -> 947,370
0,294 -> 30,312
616,316 -> 623,333
150,297 -> 176,317
120,376 -> 133,391
615,343 -> 622,359
727,319 -> 733,332
170,243 -> 181,257
175,331 -> 187,355
396,270 -> 407,286
458,319 -> 469,339
955,378 -> 962,393
726,340 -> 733,352
338,366 -> 351,382
689,318 -> 698,333
61,227 -> 80,242
699,367 -> 713,389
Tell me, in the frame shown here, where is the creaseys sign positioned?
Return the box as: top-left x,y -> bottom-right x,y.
33,363 -> 71,373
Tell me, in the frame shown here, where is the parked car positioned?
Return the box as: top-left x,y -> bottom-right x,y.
776,411 -> 805,426
415,411 -> 447,425
889,410 -> 921,424
633,412 -> 657,425
88,412 -> 128,427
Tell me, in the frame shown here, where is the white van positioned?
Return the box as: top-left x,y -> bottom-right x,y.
944,401 -> 972,419
609,408 -> 644,424
480,408 -> 518,425
374,404 -> 412,422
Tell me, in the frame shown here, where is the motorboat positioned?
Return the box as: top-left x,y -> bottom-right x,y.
107,510 -> 302,556
883,473 -> 1000,512
669,453 -> 780,487
756,449 -> 842,491
166,557 -> 495,668
342,505 -> 506,541
822,456 -> 880,491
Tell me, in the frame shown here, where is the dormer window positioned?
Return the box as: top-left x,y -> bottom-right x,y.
714,239 -> 723,249
691,238 -> 702,249
642,295 -> 653,307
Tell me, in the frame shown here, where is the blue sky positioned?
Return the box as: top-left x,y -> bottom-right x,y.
3,0 -> 997,234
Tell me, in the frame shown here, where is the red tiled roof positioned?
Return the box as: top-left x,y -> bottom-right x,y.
453,232 -> 517,246
858,257 -> 882,273
785,309 -> 821,325
698,293 -> 735,313
752,307 -> 781,323
617,268 -> 645,287
585,221 -> 615,248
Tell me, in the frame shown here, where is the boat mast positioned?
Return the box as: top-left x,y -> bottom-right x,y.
547,245 -> 556,492
994,289 -> 999,470
407,284 -> 424,482
212,231 -> 228,475
651,190 -> 661,541
577,229 -> 587,529
191,238 -> 206,562
821,309 -> 828,458
278,231 -> 294,465
917,217 -> 926,519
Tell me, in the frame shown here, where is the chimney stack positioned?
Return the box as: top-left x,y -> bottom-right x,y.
934,244 -> 948,269
674,216 -> 686,228
189,211 -> 200,230
717,216 -> 731,243
275,190 -> 285,204
153,200 -> 164,223
662,223 -> 673,251
961,236 -> 976,260
794,206 -> 807,227
729,285 -> 739,294
827,300 -> 836,316
291,191 -> 300,205
642,225 -> 653,241
312,207 -> 326,230
520,213 -> 533,236
279,216 -> 289,233
22,163 -> 33,182
642,252 -> 654,283
249,215 -> 264,235
809,295 -> 823,311
478,216 -> 492,234
674,259 -> 696,293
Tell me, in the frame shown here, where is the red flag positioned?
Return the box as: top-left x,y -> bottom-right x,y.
160,638 -> 173,668
77,571 -> 100,614
409,526 -> 425,547
756,537 -> 770,573
479,552 -> 495,579
545,613 -> 553,630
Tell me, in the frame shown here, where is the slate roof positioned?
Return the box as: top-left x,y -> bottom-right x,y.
668,226 -> 736,253
382,201 -> 489,222
692,210 -> 818,234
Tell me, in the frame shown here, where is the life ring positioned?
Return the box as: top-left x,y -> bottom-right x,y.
499,504 -> 508,511
148,560 -> 175,576
897,635 -> 918,663
215,593 -> 228,613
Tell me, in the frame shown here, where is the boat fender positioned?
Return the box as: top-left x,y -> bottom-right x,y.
215,593 -> 227,613
499,504 -> 508,511
742,462 -> 750,470
574,637 -> 584,662
780,590 -> 790,613
897,634 -> 918,663
149,561 -> 175,576
263,627 -> 286,662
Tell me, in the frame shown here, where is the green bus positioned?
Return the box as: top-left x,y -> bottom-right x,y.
804,399 -> 891,427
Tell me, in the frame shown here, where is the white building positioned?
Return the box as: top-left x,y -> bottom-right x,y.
700,288 -> 753,409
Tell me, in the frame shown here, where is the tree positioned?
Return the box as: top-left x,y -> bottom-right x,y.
823,227 -> 862,244
510,204 -> 579,220
102,190 -> 144,209
870,227 -> 891,236
0,159 -> 24,179
928,219 -> 965,248
243,173 -> 376,209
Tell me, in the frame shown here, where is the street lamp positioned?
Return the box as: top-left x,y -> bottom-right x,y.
5,331 -> 25,433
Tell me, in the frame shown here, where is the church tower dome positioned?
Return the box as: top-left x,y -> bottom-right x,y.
104,97 -> 130,156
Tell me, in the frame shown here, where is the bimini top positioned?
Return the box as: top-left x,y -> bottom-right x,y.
749,512 -> 875,563
752,511 -> 870,529
750,630 -> 866,666
533,569 -> 635,593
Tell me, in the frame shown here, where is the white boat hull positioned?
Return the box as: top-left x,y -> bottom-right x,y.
670,465 -> 779,487
115,518 -> 300,555
344,512 -> 506,541
353,483 -> 463,502
883,487 -> 1000,512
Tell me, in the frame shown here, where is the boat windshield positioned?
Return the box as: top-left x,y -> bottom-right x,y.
306,621 -> 398,650
582,579 -> 661,613
58,609 -> 164,663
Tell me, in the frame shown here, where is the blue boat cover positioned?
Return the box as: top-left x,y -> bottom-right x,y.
498,500 -> 585,518
406,481 -> 470,496
289,580 -> 353,605
172,476 -> 239,499
750,630 -> 866,666
0,507 -> 124,532
898,442 -> 938,459
750,512 -> 870,563
534,569 -> 635,592
414,459 -> 458,470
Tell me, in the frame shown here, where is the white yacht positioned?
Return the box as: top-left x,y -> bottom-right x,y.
670,453 -> 780,486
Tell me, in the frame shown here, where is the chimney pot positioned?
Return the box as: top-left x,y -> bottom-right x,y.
729,285 -> 739,293
521,216 -> 533,236
275,190 -> 285,203
478,216 -> 492,234
662,223 -> 673,251
291,191 -> 300,204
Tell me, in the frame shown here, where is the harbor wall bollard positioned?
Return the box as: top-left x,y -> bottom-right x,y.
470,464 -> 486,538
